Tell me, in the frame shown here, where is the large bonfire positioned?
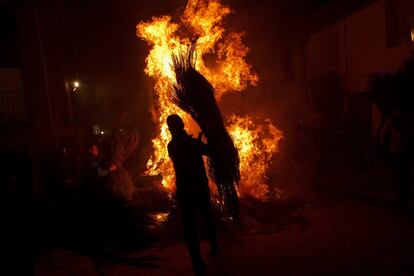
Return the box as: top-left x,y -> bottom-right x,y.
137,0 -> 283,200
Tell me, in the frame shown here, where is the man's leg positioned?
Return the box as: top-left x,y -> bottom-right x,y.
199,196 -> 218,255
180,202 -> 206,274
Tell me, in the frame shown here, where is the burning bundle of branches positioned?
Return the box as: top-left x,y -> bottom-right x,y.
170,46 -> 240,219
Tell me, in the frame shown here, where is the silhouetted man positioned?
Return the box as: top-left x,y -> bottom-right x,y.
167,114 -> 218,275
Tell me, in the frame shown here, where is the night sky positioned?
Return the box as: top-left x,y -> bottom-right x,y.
61,0 -> 333,129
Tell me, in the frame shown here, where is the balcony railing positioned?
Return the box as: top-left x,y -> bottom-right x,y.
0,89 -> 26,122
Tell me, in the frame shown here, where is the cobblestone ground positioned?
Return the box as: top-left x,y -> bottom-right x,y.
34,190 -> 414,275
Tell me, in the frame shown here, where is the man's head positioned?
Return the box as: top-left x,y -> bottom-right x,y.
167,114 -> 185,136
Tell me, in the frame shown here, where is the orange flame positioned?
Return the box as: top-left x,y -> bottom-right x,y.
227,115 -> 283,199
137,0 -> 282,198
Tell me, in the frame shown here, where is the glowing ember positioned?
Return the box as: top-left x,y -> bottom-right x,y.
137,0 -> 283,199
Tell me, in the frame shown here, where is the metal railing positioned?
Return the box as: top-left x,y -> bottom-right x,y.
0,89 -> 26,121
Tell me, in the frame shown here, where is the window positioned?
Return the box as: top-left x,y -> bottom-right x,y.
385,0 -> 410,48
0,2 -> 25,121
321,31 -> 339,69
282,47 -> 294,80
327,32 -> 339,67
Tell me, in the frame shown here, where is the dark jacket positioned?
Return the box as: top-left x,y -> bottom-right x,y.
168,132 -> 209,199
